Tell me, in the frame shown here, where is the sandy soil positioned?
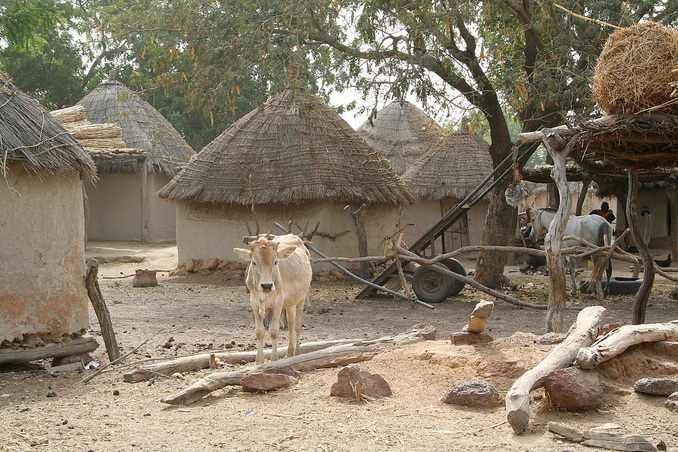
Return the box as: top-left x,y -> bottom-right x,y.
1,241 -> 677,451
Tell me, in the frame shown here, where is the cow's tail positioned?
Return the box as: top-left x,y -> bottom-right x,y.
585,222 -> 614,293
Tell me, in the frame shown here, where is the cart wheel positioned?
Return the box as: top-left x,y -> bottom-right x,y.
442,258 -> 467,296
412,264 -> 454,303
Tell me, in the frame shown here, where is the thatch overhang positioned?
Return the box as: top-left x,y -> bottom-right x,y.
357,101 -> 445,175
0,72 -> 95,182
401,128 -> 492,200
571,113 -> 678,170
159,87 -> 415,206
77,74 -> 194,177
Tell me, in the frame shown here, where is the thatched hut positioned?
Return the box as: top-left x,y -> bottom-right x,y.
77,72 -> 194,242
0,71 -> 96,347
159,86 -> 414,271
357,101 -> 445,175
401,124 -> 493,251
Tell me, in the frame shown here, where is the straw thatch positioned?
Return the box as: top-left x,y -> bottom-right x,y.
402,126 -> 492,200
572,113 -> 678,170
592,22 -> 678,115
357,101 -> 445,175
77,73 -> 194,176
159,86 -> 414,205
0,71 -> 95,182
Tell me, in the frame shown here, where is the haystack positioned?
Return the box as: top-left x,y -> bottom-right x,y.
592,22 -> 678,115
357,101 -> 445,175
400,123 -> 493,250
159,86 -> 414,269
1,71 -> 94,348
76,71 -> 194,242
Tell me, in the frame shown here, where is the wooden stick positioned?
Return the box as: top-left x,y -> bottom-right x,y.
85,259 -> 120,362
575,321 -> 678,369
553,4 -> 621,29
160,330 -> 426,405
549,422 -> 656,451
123,339 -> 356,383
80,328 -> 165,384
506,306 -> 606,434
0,336 -> 98,365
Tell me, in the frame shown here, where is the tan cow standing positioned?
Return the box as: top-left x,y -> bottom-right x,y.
234,234 -> 312,365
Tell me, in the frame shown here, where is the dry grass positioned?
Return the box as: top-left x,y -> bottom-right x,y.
592,22 -> 678,115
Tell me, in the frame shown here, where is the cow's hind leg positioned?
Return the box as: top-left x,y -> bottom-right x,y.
286,302 -> 304,357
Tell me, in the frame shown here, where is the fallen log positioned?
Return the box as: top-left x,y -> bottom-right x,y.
0,335 -> 98,364
124,339 -> 356,383
575,321 -> 678,369
506,306 -> 606,434
160,329 -> 427,405
548,422 -> 656,452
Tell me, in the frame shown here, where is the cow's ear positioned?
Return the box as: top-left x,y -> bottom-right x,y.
277,245 -> 296,260
233,248 -> 252,261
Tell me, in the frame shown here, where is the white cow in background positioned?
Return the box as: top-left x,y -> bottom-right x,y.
234,234 -> 312,365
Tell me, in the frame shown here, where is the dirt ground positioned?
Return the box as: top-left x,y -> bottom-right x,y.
1,241 -> 678,451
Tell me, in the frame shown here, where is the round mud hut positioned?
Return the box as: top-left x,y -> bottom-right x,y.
357,101 -> 445,175
159,86 -> 414,272
0,71 -> 97,355
77,71 -> 194,242
401,123 -> 493,251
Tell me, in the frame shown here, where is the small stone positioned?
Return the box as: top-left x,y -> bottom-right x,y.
671,287 -> 678,300
112,389 -> 120,396
544,367 -> 603,411
46,391 -> 57,398
241,373 -> 295,392
200,258 -> 219,271
657,440 -> 668,451
450,332 -> 494,345
330,364 -> 392,400
408,323 -> 437,340
665,392 -> 678,411
441,381 -> 503,408
634,378 -> 678,396
536,332 -> 567,345
171,373 -> 184,380
144,413 -> 151,417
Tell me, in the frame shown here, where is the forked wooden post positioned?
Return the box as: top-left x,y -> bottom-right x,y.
85,258 -> 121,362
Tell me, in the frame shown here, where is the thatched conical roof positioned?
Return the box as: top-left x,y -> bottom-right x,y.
402,125 -> 492,200
357,101 -> 445,175
77,73 -> 193,176
159,87 -> 414,205
0,71 -> 95,182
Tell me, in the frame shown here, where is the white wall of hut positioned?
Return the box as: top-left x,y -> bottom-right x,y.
0,163 -> 89,343
174,200 -> 403,271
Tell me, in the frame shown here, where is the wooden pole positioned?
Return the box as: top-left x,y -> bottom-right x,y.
543,130 -> 576,333
140,155 -> 149,243
627,170 -> 655,324
85,258 -> 121,362
344,204 -> 369,278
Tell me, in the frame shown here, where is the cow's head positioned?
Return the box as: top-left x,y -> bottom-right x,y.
234,239 -> 296,293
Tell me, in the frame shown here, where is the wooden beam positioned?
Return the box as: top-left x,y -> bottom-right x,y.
0,335 -> 98,364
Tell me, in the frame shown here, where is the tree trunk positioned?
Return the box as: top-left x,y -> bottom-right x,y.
544,138 -> 573,333
474,184 -> 517,288
575,175 -> 591,216
627,170 -> 655,324
344,204 -> 369,279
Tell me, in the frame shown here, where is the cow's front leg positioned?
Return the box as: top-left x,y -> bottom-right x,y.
253,308 -> 266,365
269,305 -> 283,361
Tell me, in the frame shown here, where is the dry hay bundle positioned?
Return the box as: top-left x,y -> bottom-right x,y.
592,22 -> 678,115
